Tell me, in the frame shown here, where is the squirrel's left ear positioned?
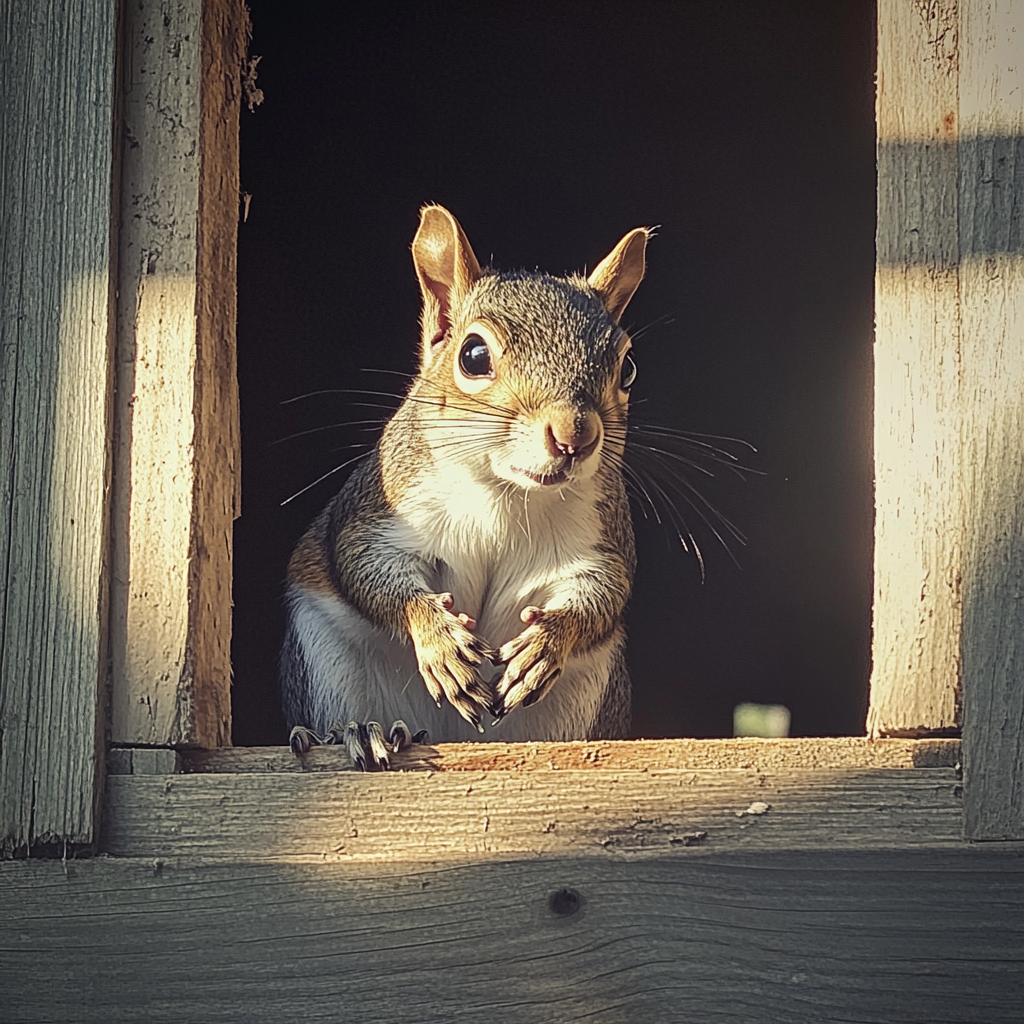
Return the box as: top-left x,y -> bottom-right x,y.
412,205 -> 482,363
587,227 -> 650,322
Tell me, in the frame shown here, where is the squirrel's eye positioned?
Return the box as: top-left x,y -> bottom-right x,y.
620,352 -> 637,390
459,335 -> 493,378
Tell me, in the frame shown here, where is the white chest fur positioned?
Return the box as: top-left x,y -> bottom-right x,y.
393,459 -> 606,650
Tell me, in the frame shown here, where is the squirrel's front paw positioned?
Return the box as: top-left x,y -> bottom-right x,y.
492,606 -> 570,720
290,720 -> 428,771
407,592 -> 494,731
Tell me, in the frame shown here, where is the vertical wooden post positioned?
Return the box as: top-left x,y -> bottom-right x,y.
111,0 -> 243,749
959,0 -> 1024,841
873,0 -> 1023,837
870,0 -> 963,737
0,0 -> 119,854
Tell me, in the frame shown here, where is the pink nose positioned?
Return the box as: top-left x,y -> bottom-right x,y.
545,417 -> 599,460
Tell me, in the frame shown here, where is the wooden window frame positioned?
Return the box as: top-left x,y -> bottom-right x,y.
2,2 -> 1022,1020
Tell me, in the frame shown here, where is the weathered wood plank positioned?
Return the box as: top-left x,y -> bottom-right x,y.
0,0 -> 118,855
2,848 -> 1021,1023
104,768 -> 965,859
178,736 -> 962,774
110,0 -> 242,748
870,0 -> 963,737
192,0 -> 245,738
959,0 -> 1024,840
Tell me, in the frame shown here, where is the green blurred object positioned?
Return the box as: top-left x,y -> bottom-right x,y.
733,703 -> 791,738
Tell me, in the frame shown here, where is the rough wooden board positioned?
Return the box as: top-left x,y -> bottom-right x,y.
190,0 -> 244,744
958,0 -> 1024,841
107,747 -> 181,776
104,768 -> 965,859
111,0 -> 241,747
111,0 -> 201,744
0,0 -> 118,855
870,0 -> 963,737
2,848 -> 1022,1024
180,737 -> 963,774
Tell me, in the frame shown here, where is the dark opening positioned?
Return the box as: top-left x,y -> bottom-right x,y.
233,0 -> 876,745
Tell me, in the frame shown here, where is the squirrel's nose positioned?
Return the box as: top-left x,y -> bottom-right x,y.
545,415 -> 600,461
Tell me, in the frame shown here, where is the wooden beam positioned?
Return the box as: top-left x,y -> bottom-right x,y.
104,766 -> 966,859
2,847 -> 1022,1023
0,0 -> 118,855
959,0 -> 1024,841
174,736 -> 963,774
110,0 -> 243,748
870,0 -> 963,737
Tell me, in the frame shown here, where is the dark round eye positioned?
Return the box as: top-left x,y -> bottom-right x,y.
459,334 -> 494,378
620,352 -> 637,390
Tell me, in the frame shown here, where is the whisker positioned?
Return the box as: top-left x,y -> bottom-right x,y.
619,461 -> 663,525
638,468 -> 705,576
630,446 -> 748,544
632,422 -> 759,454
272,419 -> 388,446
280,451 -> 373,506
635,458 -> 746,561
630,442 -> 717,478
625,311 -> 678,343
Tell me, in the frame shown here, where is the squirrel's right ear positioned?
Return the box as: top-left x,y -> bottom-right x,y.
411,205 -> 482,361
587,227 -> 650,322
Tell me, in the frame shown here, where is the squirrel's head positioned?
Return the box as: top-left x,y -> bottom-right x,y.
410,205 -> 649,492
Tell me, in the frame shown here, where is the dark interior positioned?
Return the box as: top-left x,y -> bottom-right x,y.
233,0 -> 877,745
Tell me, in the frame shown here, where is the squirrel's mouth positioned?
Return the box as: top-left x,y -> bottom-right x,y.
510,465 -> 571,487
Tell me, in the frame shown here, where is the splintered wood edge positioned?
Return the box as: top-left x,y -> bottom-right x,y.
166,737 -> 962,776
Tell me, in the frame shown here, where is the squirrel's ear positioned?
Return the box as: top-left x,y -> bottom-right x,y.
587,227 -> 650,322
411,205 -> 482,357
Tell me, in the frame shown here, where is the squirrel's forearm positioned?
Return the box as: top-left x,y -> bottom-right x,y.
331,519 -> 436,638
542,551 -> 632,653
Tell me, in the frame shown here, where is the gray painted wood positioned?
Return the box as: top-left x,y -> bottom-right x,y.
106,747 -> 181,776
870,0 -> 962,737
2,848 -> 1022,1023
0,0 -> 118,855
959,0 -> 1024,841
871,3 -> 1024,840
103,768 -> 966,859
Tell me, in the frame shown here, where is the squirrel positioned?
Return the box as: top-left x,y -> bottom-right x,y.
280,205 -> 649,768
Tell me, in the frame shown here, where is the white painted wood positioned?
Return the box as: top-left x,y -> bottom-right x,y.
959,0 -> 1024,840
104,767 -> 966,859
2,848 -> 1022,1023
870,0 -> 963,737
111,0 -> 243,748
0,0 -> 118,855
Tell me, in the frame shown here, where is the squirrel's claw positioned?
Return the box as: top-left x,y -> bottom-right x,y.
290,720 -> 426,770
492,608 -> 568,720
408,593 -> 495,730
289,724 -> 323,755
305,719 -> 426,771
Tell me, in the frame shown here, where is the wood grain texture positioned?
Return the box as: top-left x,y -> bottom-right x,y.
111,0 -> 242,747
0,0 -> 118,855
870,0 -> 963,737
179,736 -> 963,774
958,0 -> 1024,840
191,0 -> 244,744
103,768 -> 966,859
2,848 -> 1022,1023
